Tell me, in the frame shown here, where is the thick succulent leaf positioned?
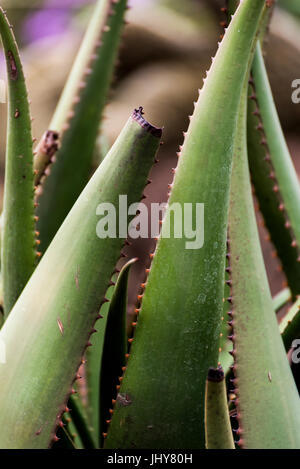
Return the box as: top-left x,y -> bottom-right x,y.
85,278 -> 114,446
85,258 -> 136,447
66,395 -> 96,449
61,409 -> 84,449
280,298 -> 300,350
35,0 -> 127,252
228,85 -> 300,449
54,426 -> 77,450
247,43 -> 300,297
0,111 -> 161,449
205,367 -> 235,449
100,258 -> 137,444
105,0 -> 266,449
0,9 -> 36,317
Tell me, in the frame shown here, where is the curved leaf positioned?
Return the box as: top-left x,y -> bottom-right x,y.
228,84 -> 300,449
205,367 -> 235,449
0,110 -> 161,449
105,0 -> 266,449
0,9 -> 36,317
35,0 -> 128,251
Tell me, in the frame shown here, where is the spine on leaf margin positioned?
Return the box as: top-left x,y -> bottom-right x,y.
105,0 -> 266,449
0,9 -> 36,317
228,82 -> 300,449
0,109 -> 161,449
34,0 -> 128,252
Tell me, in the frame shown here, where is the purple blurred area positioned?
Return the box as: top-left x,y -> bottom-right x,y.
22,0 -> 93,43
22,0 -> 154,43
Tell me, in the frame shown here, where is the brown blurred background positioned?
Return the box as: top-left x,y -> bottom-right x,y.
0,0 -> 299,313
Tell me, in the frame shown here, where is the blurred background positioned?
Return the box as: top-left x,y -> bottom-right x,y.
0,0 -> 299,310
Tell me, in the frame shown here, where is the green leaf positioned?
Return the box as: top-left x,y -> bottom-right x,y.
247,43 -> 300,297
0,8 -> 36,317
105,0 -> 266,449
228,83 -> 300,449
205,367 -> 235,449
0,110 -> 161,449
100,258 -> 137,444
85,257 -> 136,447
35,0 -> 128,252
67,395 -> 96,449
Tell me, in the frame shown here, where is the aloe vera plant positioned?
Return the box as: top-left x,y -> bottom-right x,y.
0,0 -> 299,450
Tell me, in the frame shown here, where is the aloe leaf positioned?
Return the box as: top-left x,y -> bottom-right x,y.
228,83 -> 300,449
99,258 -> 137,444
35,0 -> 127,252
0,9 -> 36,317
85,258 -> 136,447
0,110 -> 161,449
280,298 -> 300,350
273,287 -> 291,313
67,395 -> 96,449
54,426 -> 77,450
85,279 -> 114,446
247,43 -> 300,297
205,367 -> 235,449
105,0 -> 266,449
62,409 -> 84,449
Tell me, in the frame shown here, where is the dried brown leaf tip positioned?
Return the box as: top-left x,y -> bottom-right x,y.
207,366 -> 224,383
132,106 -> 162,138
37,130 -> 60,158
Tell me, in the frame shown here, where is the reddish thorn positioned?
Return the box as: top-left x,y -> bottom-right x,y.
269,171 -> 275,179
260,138 -> 267,146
